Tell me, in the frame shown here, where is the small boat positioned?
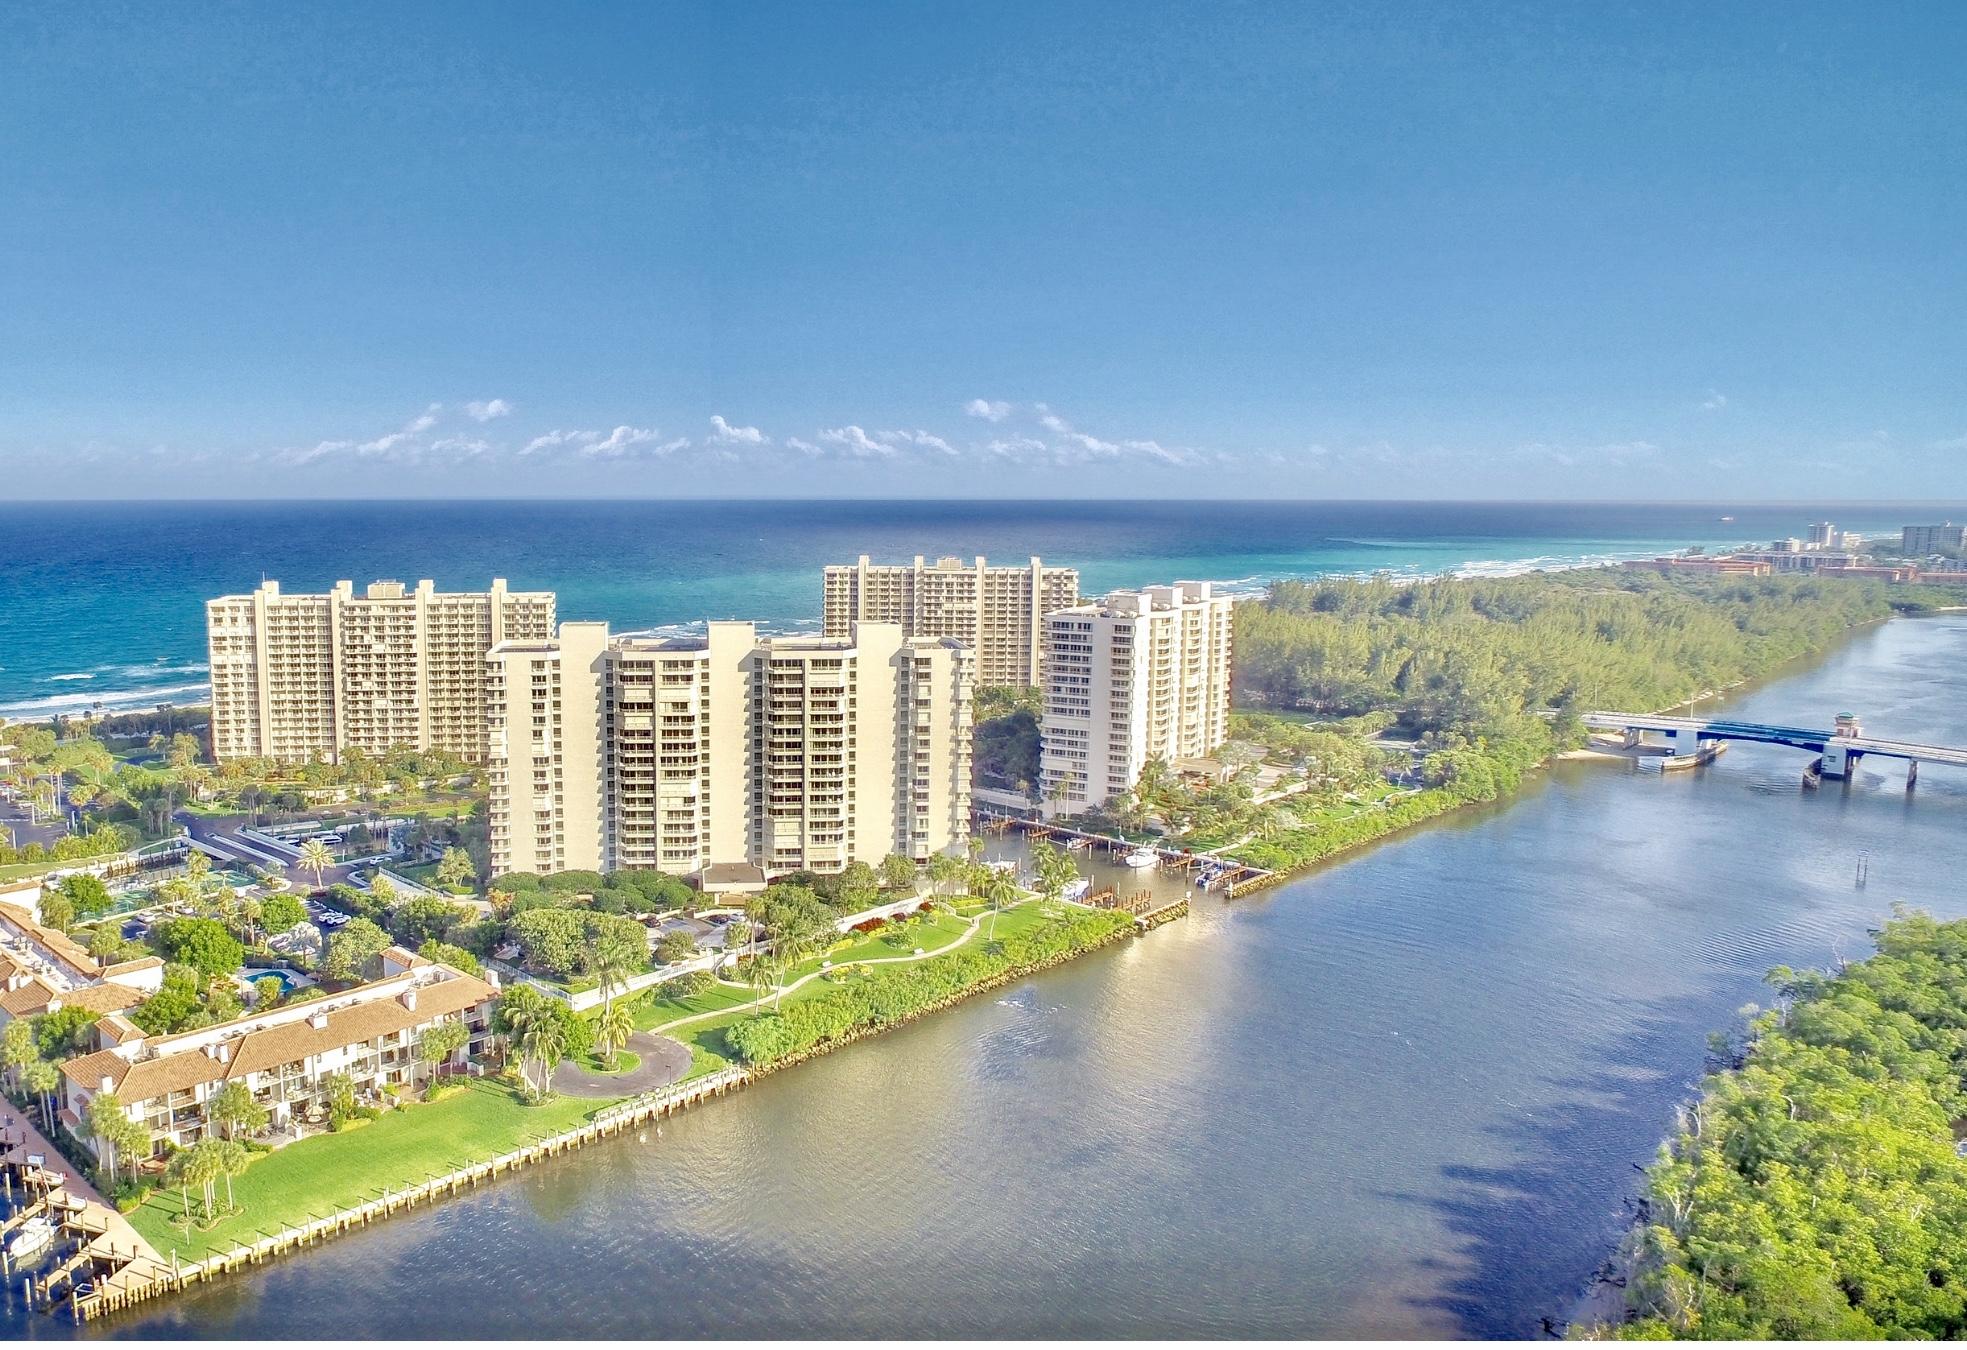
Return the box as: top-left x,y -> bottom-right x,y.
6,1215 -> 54,1261
1122,847 -> 1160,869
985,859 -> 1019,874
1061,877 -> 1090,901
1064,837 -> 1090,852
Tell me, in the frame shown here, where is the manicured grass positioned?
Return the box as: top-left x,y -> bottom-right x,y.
633,979 -> 754,1030
644,898 -> 1075,1069
125,1079 -> 614,1262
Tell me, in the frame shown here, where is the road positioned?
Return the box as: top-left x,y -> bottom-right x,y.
172,810 -> 370,892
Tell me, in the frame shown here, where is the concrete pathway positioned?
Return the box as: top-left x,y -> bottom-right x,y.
651,909 -> 990,1034
550,1031 -> 691,1098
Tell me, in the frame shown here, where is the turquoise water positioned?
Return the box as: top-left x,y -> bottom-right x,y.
1,499 -> 1948,719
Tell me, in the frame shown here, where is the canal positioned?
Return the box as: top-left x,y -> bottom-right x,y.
22,616 -> 1967,1339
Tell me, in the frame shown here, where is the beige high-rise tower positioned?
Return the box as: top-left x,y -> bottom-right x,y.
487,621 -> 973,883
206,578 -> 555,764
1039,581 -> 1234,817
821,555 -> 1077,687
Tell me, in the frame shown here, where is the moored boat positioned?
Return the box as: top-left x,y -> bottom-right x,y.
1122,847 -> 1159,869
6,1215 -> 54,1262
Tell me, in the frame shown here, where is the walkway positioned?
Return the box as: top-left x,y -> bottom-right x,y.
550,1031 -> 691,1098
650,908 -> 990,1034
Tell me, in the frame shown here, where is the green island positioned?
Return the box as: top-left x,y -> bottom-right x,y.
1591,910 -> 1967,1340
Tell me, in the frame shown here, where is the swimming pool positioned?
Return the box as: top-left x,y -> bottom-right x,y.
240,968 -> 303,995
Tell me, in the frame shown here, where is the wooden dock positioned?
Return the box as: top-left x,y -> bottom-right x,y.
984,812 -> 1275,894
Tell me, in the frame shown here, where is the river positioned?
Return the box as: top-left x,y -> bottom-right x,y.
18,616 -> 1967,1339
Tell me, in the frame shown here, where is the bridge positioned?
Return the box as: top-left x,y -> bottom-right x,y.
1580,710 -> 1967,785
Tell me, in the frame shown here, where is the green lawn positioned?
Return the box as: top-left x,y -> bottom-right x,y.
640,898 -> 1073,1072
633,979 -> 754,1030
125,1079 -> 614,1262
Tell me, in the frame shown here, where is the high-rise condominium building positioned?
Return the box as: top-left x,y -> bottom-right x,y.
1902,523 -> 1966,555
1039,581 -> 1235,818
207,579 -> 555,764
487,621 -> 973,883
822,555 -> 1078,687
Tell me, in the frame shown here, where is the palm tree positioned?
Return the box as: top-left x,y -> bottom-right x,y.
297,838 -> 332,891
183,846 -> 211,889
981,871 -> 1019,939
595,999 -> 634,1067
216,1139 -> 249,1214
518,1019 -> 567,1102
927,854 -> 963,897
21,1059 -> 58,1131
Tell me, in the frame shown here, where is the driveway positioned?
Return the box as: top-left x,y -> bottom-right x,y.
550,1031 -> 692,1098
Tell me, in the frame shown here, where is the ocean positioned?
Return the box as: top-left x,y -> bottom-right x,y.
0,499 -> 1950,719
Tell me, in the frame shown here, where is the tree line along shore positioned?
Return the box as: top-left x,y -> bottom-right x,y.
3,567 -> 1965,1304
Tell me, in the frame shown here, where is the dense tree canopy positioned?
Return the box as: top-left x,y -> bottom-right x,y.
1607,910 -> 1967,1339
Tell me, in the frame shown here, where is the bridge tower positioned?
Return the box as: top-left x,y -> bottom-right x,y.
1821,712 -> 1864,780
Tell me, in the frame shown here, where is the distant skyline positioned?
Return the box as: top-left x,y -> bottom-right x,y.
3,2 -> 1963,500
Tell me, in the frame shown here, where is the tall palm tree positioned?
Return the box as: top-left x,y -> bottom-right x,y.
595,999 -> 634,1066
21,1059 -> 58,1131
297,838 -> 332,891
518,1020 -> 567,1102
982,872 -> 1019,939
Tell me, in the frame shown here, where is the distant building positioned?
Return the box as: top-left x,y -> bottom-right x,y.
488,621 -> 973,883
1771,537 -> 1803,554
1806,521 -> 1837,549
1836,530 -> 1865,552
1902,523 -> 1966,556
822,555 -> 1078,687
1620,556 -> 1773,577
1039,581 -> 1235,818
207,579 -> 556,764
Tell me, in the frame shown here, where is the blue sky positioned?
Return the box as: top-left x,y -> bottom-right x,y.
2,1 -> 1962,500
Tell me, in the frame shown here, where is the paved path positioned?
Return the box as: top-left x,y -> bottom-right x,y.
651,910 -> 989,1034
550,1031 -> 692,1098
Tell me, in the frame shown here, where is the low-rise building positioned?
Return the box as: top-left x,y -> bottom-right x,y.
1620,556 -> 1774,577
59,948 -> 496,1159
0,901 -> 164,1029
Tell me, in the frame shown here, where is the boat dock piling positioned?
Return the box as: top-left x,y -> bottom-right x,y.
978,810 -> 1275,895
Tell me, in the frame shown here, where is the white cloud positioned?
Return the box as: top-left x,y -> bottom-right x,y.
1700,391 -> 1728,411
709,415 -> 767,445
819,425 -> 895,458
584,426 -> 680,458
521,429 -> 584,455
520,426 -> 683,458
964,398 -> 1011,422
281,404 -> 445,465
785,437 -> 823,456
465,398 -> 513,422
1929,432 -> 1967,452
882,428 -> 957,456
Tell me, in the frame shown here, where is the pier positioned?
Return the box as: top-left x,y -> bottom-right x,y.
975,809 -> 1276,895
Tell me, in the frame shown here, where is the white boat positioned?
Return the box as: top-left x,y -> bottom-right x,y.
6,1215 -> 54,1261
1064,837 -> 1090,852
1061,877 -> 1091,901
1122,847 -> 1160,869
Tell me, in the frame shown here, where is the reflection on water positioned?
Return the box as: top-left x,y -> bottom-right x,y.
32,619 -> 1967,1339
